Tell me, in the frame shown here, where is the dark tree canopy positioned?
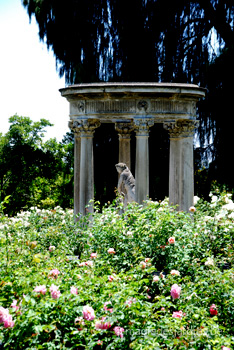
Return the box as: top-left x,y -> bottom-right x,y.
22,0 -> 234,84
22,0 -> 234,200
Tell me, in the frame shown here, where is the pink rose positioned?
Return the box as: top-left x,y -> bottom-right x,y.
49,284 -> 61,299
0,307 -> 9,324
114,326 -> 124,338
10,300 -> 20,311
170,284 -> 181,299
168,237 -> 175,244
153,275 -> 159,282
104,301 -> 113,313
49,269 -> 60,278
108,275 -> 114,282
172,310 -> 184,319
3,314 -> 14,328
70,286 -> 78,295
95,317 -> 111,330
90,253 -> 97,259
33,285 -> 47,295
221,347 -> 231,350
108,248 -> 115,254
49,245 -> 56,252
0,307 -> 14,328
82,305 -> 95,321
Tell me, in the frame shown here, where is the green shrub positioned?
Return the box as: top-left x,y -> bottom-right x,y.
0,192 -> 234,349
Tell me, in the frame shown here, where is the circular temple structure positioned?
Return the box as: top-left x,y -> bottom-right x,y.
60,83 -> 206,218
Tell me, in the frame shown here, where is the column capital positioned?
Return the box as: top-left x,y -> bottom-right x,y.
163,119 -> 199,138
134,118 -> 154,136
69,119 -> 101,136
115,122 -> 134,139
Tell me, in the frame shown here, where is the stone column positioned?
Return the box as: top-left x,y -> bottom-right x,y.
164,119 -> 199,211
115,122 -> 134,170
134,118 -> 154,204
69,119 -> 100,218
69,121 -> 81,221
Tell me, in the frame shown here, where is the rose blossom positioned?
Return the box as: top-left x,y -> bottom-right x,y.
210,304 -> 218,316
114,326 -> 125,338
70,286 -> 78,295
221,347 -> 231,350
95,317 -> 111,330
90,252 -> 97,259
189,206 -> 196,213
49,245 -> 56,252
170,269 -> 180,276
140,261 -> 147,269
108,275 -> 115,282
0,307 -> 9,324
82,305 -> 95,321
170,284 -> 181,299
104,301 -> 113,313
10,300 -> 20,311
49,284 -> 61,299
33,285 -> 47,295
0,307 -> 14,328
3,314 -> 14,328
168,237 -> 175,244
49,269 -> 60,278
108,248 -> 115,254
153,275 -> 160,282
172,310 -> 184,319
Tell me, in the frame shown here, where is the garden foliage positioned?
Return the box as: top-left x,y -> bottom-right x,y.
0,192 -> 234,349
0,115 -> 74,215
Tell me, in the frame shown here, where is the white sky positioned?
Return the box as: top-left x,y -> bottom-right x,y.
0,0 -> 69,141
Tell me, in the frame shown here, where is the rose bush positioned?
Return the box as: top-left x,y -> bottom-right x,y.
0,192 -> 234,349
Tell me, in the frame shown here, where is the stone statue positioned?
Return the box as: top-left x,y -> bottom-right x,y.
115,163 -> 135,207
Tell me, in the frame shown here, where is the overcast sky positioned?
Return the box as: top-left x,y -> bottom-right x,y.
0,0 -> 69,141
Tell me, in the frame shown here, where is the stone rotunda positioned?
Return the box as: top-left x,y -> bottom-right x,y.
59,82 -> 206,218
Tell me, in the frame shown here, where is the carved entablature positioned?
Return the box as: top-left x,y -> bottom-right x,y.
69,98 -> 197,120
70,100 -> 136,116
150,100 -> 196,115
69,119 -> 101,136
163,119 -> 199,138
134,118 -> 154,136
115,122 -> 134,139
